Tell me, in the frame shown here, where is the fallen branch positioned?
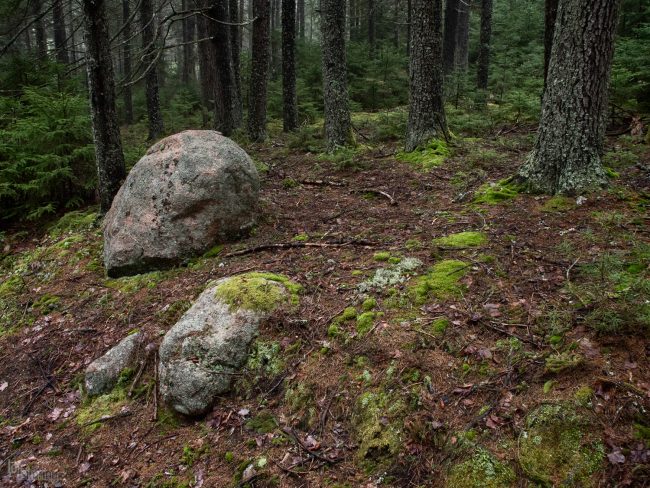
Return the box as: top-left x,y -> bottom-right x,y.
352,188 -> 398,205
225,240 -> 376,258
280,426 -> 341,465
484,321 -> 541,348
299,179 -> 346,187
80,410 -> 132,428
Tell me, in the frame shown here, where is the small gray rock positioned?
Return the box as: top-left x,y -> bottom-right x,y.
104,130 -> 260,278
85,332 -> 142,396
159,275 -> 292,416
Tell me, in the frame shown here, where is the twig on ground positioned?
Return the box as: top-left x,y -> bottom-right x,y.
225,240 -> 376,258
299,179 -> 346,187
280,426 -> 341,465
152,351 -> 159,422
484,321 -> 541,348
351,188 -> 398,205
80,410 -> 132,428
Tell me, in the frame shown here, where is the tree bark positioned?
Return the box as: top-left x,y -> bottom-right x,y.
248,0 -> 271,141
181,0 -> 196,84
53,0 -> 70,63
544,0 -> 558,85
230,0 -> 243,126
140,0 -> 164,140
209,0 -> 237,135
197,3 -> 217,125
282,0 -> 298,131
442,0 -> 458,74
297,0 -> 305,38
321,0 -> 352,150
368,0 -> 376,56
33,0 -> 47,59
476,0 -> 493,93
82,0 -> 127,213
406,0 -> 411,56
516,0 -> 621,195
455,0 -> 470,70
122,0 -> 134,124
405,0 -> 447,152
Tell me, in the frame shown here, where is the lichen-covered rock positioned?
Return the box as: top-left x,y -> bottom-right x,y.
104,130 -> 259,278
85,332 -> 142,396
518,403 -> 604,486
158,273 -> 299,416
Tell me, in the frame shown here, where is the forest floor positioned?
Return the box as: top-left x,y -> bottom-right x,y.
0,113 -> 649,487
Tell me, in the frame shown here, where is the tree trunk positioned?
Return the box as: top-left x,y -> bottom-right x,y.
209,0 -> 237,135
297,0 -> 305,38
53,0 -> 70,63
405,0 -> 447,152
197,4 -> 217,125
33,0 -> 47,59
406,0 -> 411,56
476,0 -> 493,92
181,0 -> 197,84
455,0 -> 470,70
248,0 -> 271,141
68,1 -> 77,63
122,0 -> 134,124
544,0 -> 558,85
516,0 -> 621,195
140,0 -> 164,140
368,0 -> 376,56
282,0 -> 298,131
321,0 -> 352,150
442,0 -> 458,74
230,0 -> 243,126
393,0 -> 400,48
82,0 -> 127,213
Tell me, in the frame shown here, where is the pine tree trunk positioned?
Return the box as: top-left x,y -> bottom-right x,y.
321,0 -> 352,150
516,0 -> 621,195
122,0 -> 134,124
393,0 -> 400,48
141,0 -> 164,140
282,0 -> 298,131
476,0 -> 493,92
209,0 -> 237,135
82,0 -> 127,213
442,0 -> 458,74
197,4 -> 217,125
248,0 -> 271,141
406,0 -> 411,56
230,0 -> 243,126
368,0 -> 376,56
455,0 -> 470,70
405,0 -> 447,152
33,0 -> 47,59
53,0 -> 70,63
544,0 -> 558,85
181,0 -> 197,84
297,0 -> 305,38
68,1 -> 77,63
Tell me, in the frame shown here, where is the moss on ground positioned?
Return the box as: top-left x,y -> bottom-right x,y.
447,448 -> 516,488
432,231 -> 487,248
474,179 -> 520,204
356,311 -> 383,336
105,271 -> 166,294
76,386 -> 128,434
285,383 -> 317,429
541,195 -> 575,213
48,209 -> 98,238
214,272 -> 301,313
397,139 -> 451,171
519,403 -> 604,486
410,260 -> 469,305
353,390 -> 406,463
245,411 -> 278,434
545,352 -> 583,374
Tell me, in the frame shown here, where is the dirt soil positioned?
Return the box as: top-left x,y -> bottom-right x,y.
0,127 -> 649,487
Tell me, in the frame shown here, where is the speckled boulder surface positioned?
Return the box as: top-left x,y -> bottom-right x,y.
103,130 -> 259,278
85,332 -> 142,396
158,274 -> 295,416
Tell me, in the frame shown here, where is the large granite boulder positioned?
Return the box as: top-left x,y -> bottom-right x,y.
104,130 -> 260,278
85,332 -> 143,396
159,273 -> 300,416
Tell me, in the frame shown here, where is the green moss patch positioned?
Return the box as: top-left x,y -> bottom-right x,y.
356,311 -> 383,336
48,209 -> 98,238
353,391 -> 406,462
245,411 -> 278,434
410,260 -> 469,305
76,387 -> 128,434
447,449 -> 516,488
474,179 -> 520,205
541,195 -> 575,213
397,139 -> 451,171
432,231 -> 487,248
105,271 -> 165,294
214,272 -> 301,313
519,403 -> 604,486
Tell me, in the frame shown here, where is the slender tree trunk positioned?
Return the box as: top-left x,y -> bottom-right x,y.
197,4 -> 217,125
248,0 -> 271,141
33,0 -> 47,59
122,0 -> 134,124
455,0 -> 470,70
230,0 -> 243,126
297,0 -> 305,38
181,0 -> 197,84
476,0 -> 493,93
516,0 -> 621,194
321,0 -> 352,150
82,0 -> 127,213
393,0 -> 400,48
141,0 -> 164,140
406,0 -> 411,56
282,0 -> 298,131
368,0 -> 376,57
53,0 -> 70,63
68,1 -> 77,63
544,0 -> 559,85
442,0 -> 458,74
405,0 -> 447,152
209,0 -> 237,135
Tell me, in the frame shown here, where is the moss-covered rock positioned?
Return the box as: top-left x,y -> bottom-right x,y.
432,231 -> 487,248
447,449 -> 516,488
214,272 -> 301,313
410,260 -> 469,304
353,390 -> 406,463
518,403 -> 604,486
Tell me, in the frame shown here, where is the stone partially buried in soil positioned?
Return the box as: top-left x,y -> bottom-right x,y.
103,130 -> 260,278
85,332 -> 142,396
158,273 -> 299,416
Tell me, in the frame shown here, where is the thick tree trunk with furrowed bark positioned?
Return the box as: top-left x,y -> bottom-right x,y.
209,0 -> 237,135
248,0 -> 271,141
516,0 -> 622,195
140,0 -> 164,140
282,0 -> 298,131
405,0 -> 448,152
477,0 -> 493,92
320,0 -> 352,150
82,0 -> 127,213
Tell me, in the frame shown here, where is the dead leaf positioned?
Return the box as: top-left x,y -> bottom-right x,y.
0,381 -> 7,391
